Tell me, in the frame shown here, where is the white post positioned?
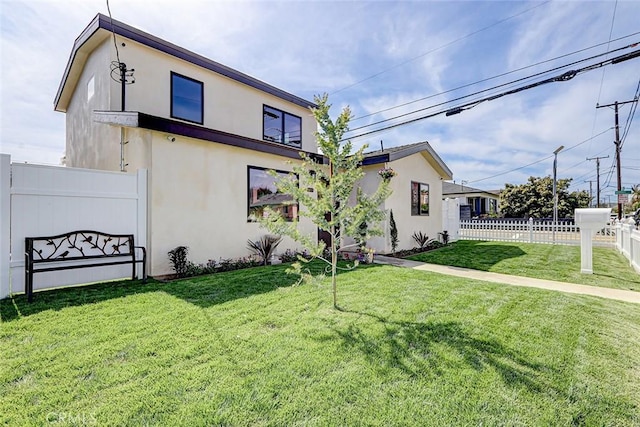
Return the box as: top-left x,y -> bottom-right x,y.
580,228 -> 594,274
528,218 -> 533,243
136,168 -> 148,279
575,208 -> 611,275
0,154 -> 11,299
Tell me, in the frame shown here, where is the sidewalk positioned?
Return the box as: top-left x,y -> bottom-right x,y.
374,255 -> 640,304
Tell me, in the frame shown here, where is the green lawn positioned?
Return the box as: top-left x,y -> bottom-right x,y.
408,240 -> 640,291
1,264 -> 639,426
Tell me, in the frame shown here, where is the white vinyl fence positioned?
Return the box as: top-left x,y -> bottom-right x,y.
615,218 -> 640,273
442,198 -> 461,242
460,218 -> 616,247
0,154 -> 147,299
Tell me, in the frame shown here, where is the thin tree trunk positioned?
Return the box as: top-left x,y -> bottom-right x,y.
332,241 -> 337,308
330,160 -> 338,308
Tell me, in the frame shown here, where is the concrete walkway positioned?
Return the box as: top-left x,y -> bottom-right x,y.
374,255 -> 640,304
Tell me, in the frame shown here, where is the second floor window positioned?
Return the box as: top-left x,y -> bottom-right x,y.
171,72 -> 203,124
263,105 -> 301,147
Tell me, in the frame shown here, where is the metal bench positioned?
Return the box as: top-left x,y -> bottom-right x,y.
25,230 -> 146,302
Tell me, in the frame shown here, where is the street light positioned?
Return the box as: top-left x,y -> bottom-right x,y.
553,145 -> 564,243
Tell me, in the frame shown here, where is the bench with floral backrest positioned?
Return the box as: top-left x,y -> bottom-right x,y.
24,230 -> 146,302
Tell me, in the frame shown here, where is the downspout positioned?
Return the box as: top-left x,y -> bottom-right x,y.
119,62 -> 127,172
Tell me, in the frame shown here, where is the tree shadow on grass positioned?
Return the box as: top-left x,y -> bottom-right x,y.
0,264 -> 302,322
592,272 -> 640,288
409,240 -> 527,271
330,308 -> 555,395
330,308 -> 639,423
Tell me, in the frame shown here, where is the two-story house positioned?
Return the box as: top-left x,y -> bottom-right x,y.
54,14 -> 454,277
54,13 -> 321,276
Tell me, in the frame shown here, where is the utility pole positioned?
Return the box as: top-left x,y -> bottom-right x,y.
584,180 -> 595,207
586,156 -> 609,208
596,98 -> 638,219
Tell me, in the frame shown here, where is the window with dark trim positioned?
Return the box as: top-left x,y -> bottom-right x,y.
247,166 -> 298,222
171,72 -> 203,124
263,105 -> 302,147
411,181 -> 430,216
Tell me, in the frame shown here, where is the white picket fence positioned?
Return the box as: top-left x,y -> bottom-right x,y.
615,218 -> 640,273
0,154 -> 147,299
460,218 -> 616,247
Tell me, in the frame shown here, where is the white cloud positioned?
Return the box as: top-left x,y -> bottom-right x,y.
0,0 -> 638,195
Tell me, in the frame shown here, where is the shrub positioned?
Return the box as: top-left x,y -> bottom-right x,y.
168,246 -> 190,278
248,235 -> 283,266
426,240 -> 444,250
279,249 -> 312,263
389,210 -> 398,254
411,231 -> 433,249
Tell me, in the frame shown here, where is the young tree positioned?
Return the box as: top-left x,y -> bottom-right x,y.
258,94 -> 391,308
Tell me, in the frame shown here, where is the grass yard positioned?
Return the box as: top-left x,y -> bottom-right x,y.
408,240 -> 640,291
1,264 -> 639,426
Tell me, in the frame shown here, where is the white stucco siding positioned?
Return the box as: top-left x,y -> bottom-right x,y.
361,153 -> 445,253
110,39 -> 317,153
66,40 -> 121,171
387,154 -> 444,252
147,133 -> 315,276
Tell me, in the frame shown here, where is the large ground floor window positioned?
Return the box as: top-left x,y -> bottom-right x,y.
247,166 -> 298,222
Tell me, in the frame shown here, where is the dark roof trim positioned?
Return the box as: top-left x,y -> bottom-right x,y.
93,111 -> 326,162
56,13 -> 317,111
362,154 -> 389,166
362,141 -> 453,179
442,181 -> 497,196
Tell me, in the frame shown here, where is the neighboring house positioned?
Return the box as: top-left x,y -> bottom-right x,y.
442,181 -> 499,218
353,142 -> 453,253
54,14 -> 321,276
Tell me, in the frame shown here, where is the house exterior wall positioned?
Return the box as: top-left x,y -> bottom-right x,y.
443,191 -> 499,217
124,129 -> 315,276
60,21 -> 325,277
106,38 -> 317,153
357,153 -> 445,254
65,39 -> 121,170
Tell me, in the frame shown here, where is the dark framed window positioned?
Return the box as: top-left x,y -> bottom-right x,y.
248,166 -> 298,222
411,181 -> 430,216
263,105 -> 302,147
171,72 -> 203,124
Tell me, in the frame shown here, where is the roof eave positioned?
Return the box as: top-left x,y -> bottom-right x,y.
93,110 -> 327,163
55,13 -> 317,112
364,142 -> 452,180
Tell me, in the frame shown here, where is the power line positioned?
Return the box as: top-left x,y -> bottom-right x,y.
469,129 -> 611,185
587,0 -> 618,157
351,31 -> 640,122
343,47 -> 640,141
346,43 -> 639,135
620,79 -> 640,148
467,155 -> 552,185
331,1 -> 552,96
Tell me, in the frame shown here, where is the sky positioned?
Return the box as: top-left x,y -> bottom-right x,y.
1,0 -> 639,203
